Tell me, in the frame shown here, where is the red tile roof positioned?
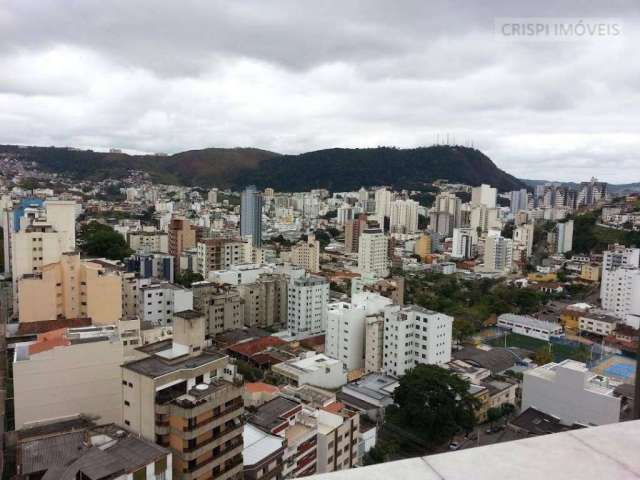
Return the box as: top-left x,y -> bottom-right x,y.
227,336 -> 287,357
16,318 -> 92,336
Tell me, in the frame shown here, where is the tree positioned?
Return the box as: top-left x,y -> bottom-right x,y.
453,318 -> 476,345
175,271 -> 204,288
532,345 -> 553,365
78,221 -> 132,260
487,407 -> 503,427
389,364 -> 479,447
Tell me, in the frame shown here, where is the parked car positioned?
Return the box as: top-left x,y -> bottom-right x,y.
448,441 -> 461,450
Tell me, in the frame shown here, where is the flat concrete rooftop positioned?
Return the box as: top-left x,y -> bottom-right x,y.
309,420 -> 640,480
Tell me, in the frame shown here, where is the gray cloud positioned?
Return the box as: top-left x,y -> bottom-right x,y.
0,0 -> 639,183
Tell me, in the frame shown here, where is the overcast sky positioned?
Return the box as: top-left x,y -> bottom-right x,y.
1,1 -> 639,183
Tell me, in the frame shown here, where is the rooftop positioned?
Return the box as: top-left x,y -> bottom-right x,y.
307,420 -> 640,480
498,313 -> 562,331
276,353 -> 340,374
17,422 -> 168,480
452,346 -> 530,374
249,396 -> 301,433
122,348 -> 226,379
342,373 -> 399,402
243,423 -> 284,467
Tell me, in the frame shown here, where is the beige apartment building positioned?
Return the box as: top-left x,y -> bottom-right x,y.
284,234 -> 321,273
192,281 -> 244,336
314,406 -> 361,474
18,252 -> 122,324
237,273 -> 287,328
414,233 -> 432,261
128,230 -> 169,253
13,324 -> 124,429
364,314 -> 384,373
196,237 -> 249,279
122,311 -> 244,480
169,217 -> 198,271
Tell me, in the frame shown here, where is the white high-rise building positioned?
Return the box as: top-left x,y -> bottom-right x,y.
451,228 -> 473,259
482,232 -> 513,274
600,245 -> 640,317
374,188 -> 393,220
389,199 -> 419,234
382,305 -> 453,378
471,184 -> 497,209
207,188 -> 218,204
326,293 -> 392,371
513,223 -> 535,258
358,224 -> 389,278
287,275 -> 330,337
470,205 -> 500,237
601,267 -> 640,319
556,220 -> 574,254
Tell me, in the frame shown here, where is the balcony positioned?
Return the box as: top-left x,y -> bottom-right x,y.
180,446 -> 243,480
173,403 -> 244,440
305,420 -> 640,480
179,424 -> 243,461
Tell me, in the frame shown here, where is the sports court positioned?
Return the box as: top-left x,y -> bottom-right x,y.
592,355 -> 636,383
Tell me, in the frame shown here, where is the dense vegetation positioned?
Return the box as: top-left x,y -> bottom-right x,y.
0,144 -> 526,192
572,209 -> 640,254
405,272 -> 548,343
364,365 -> 480,465
77,221 -> 132,261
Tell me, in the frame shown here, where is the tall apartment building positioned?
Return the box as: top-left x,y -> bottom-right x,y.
287,275 -> 329,337
414,232 -> 432,261
18,252 -> 122,324
168,217 -> 198,271
237,273 -> 288,328
208,188 -> 219,204
357,224 -> 389,278
344,214 -> 367,253
470,204 -> 500,237
482,233 -> 514,274
600,267 -> 640,319
138,281 -> 193,326
197,237 -> 249,279
286,233 -> 321,273
389,199 -> 419,234
374,188 -> 393,220
600,245 -> 640,318
555,220 -> 574,254
577,178 -> 608,207
364,314 -> 385,373
122,312 -> 245,480
128,230 -> 169,253
326,293 -> 392,371
451,228 -> 473,259
192,281 -> 244,336
13,325 -> 124,429
382,304 -> 453,378
513,222 -> 535,258
471,184 -> 497,209
509,189 -> 529,214
241,185 -> 263,247
429,192 -> 462,236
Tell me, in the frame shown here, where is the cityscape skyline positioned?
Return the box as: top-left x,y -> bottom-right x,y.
1,1 -> 639,182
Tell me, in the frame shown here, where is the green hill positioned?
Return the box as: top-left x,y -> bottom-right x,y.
0,144 -> 526,192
